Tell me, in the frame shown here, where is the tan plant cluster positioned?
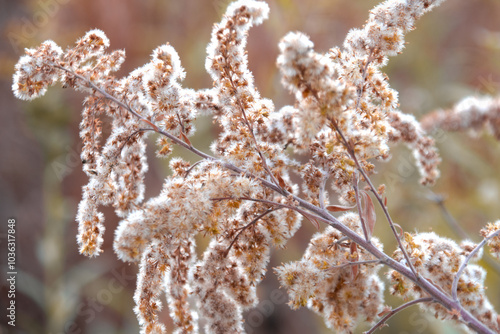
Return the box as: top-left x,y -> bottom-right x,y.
12,0 -> 500,333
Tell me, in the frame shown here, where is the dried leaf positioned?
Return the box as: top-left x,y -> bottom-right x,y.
141,118 -> 159,131
352,264 -> 359,279
276,173 -> 287,188
393,223 -> 404,239
350,242 -> 358,257
326,204 -> 355,212
378,306 -> 392,317
304,215 -> 320,230
179,132 -> 192,146
360,190 -> 376,239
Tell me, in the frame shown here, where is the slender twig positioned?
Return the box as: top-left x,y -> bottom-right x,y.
427,192 -> 469,240
364,297 -> 434,334
115,128 -> 156,159
183,160 -> 204,179
222,66 -> 283,190
353,171 -> 370,242
212,196 -> 321,228
331,120 -> 418,279
175,111 -> 186,134
329,259 -> 380,270
224,208 -> 277,256
451,229 -> 500,301
53,64 -> 224,168
335,236 -> 351,245
354,50 -> 375,113
55,64 -> 496,334
54,64 -> 152,126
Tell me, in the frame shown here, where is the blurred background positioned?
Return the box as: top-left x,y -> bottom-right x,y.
1,0 -> 500,333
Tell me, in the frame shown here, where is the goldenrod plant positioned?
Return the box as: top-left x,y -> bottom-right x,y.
12,0 -> 500,333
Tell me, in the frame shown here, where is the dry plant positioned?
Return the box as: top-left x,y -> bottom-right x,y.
12,0 -> 500,333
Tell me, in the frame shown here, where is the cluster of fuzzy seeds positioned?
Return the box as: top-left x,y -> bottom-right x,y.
275,213 -> 385,333
481,221 -> 500,259
389,232 -> 499,332
421,96 -> 500,140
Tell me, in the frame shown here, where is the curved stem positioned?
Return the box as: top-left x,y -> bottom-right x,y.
115,128 -> 156,158
224,208 -> 277,256
354,51 -> 374,112
364,297 -> 434,334
451,229 -> 500,301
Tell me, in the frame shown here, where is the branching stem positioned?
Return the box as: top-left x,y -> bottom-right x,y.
330,119 -> 418,278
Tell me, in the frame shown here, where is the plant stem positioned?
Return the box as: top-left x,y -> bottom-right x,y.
451,229 -> 500,302
364,297 -> 434,334
330,120 -> 419,278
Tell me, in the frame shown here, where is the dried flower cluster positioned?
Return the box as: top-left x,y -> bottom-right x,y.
12,0 -> 500,333
421,95 -> 500,140
275,213 -> 384,333
481,221 -> 500,259
389,232 -> 499,332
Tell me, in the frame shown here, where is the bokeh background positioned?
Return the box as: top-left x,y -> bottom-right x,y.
1,0 -> 500,333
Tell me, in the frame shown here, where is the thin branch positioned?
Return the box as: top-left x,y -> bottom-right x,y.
224,208 -> 277,257
354,50 -> 375,112
115,128 -> 156,159
175,111 -> 186,134
183,160 -> 204,179
331,119 -> 419,279
328,259 -> 380,270
364,297 -> 434,334
54,64 -> 152,126
427,192 -> 469,240
335,236 -> 351,245
223,66 -> 283,191
451,229 -> 500,301
212,196 -> 315,224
